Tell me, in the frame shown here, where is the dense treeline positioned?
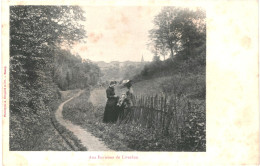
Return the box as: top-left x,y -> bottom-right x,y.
100,64 -> 145,83
53,49 -> 100,90
10,6 -> 99,150
94,61 -> 147,84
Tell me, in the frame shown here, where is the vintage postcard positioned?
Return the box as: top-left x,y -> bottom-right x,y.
2,0 -> 259,165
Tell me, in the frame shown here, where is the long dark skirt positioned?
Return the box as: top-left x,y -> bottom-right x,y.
103,97 -> 119,123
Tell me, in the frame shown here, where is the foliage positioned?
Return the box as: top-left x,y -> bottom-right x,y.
158,71 -> 205,151
53,49 -> 101,90
136,7 -> 206,81
9,6 -> 91,150
152,55 -> 161,62
160,74 -> 205,100
10,6 -> 86,56
94,61 -> 147,84
149,7 -> 206,61
178,100 -> 206,151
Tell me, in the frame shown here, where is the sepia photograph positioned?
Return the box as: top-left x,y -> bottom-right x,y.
2,0 -> 260,165
9,5 -> 206,152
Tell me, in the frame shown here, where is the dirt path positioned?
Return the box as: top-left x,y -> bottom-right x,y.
55,90 -> 112,151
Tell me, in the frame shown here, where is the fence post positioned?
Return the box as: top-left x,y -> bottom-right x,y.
163,95 -> 167,133
145,96 -> 149,128
160,95 -> 164,131
140,95 -> 144,125
154,94 -> 158,128
148,95 -> 153,128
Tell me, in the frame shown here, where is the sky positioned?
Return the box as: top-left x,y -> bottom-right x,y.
71,6 -> 162,62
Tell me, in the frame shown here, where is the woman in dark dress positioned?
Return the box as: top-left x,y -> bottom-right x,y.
103,81 -> 119,123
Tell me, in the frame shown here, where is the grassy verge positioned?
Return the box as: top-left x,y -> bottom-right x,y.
50,113 -> 87,151
10,96 -> 73,151
29,121 -> 72,151
16,90 -> 82,151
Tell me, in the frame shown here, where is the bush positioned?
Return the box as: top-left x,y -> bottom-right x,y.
178,100 -> 206,151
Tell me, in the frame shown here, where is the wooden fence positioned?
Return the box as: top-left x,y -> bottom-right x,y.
117,94 -> 205,138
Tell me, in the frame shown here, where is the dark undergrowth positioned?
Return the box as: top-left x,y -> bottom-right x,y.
10,91 -> 79,151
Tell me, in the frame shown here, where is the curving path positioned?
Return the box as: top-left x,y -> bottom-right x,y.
55,90 -> 112,151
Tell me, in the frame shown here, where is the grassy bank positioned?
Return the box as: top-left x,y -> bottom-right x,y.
10,94 -> 72,151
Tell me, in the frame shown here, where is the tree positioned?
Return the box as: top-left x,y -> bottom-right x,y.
10,5 -> 86,107
10,6 -> 87,150
10,6 -> 86,54
152,55 -> 161,62
149,7 -> 206,61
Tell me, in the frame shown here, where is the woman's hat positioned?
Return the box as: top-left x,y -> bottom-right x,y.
122,80 -> 130,85
122,80 -> 132,88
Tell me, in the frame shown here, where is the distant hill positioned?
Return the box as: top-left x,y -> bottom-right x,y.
93,61 -> 149,82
